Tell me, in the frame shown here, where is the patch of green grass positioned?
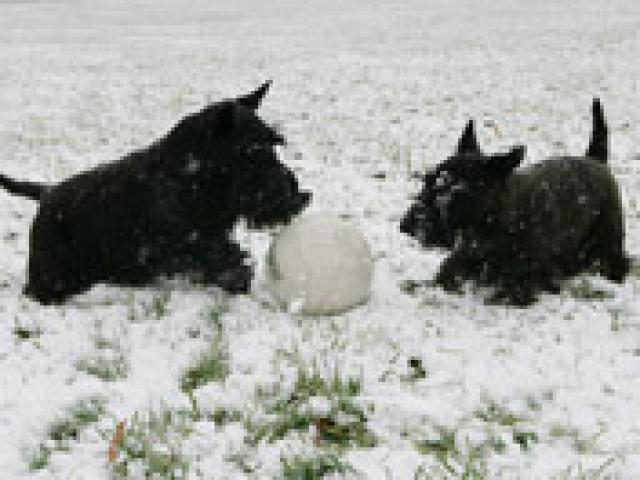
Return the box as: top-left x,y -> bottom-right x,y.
568,278 -> 614,301
549,423 -> 601,454
512,430 -> 538,451
407,356 -> 427,381
180,346 -> 229,421
13,323 -> 42,341
474,401 -> 538,452
474,401 -> 522,428
180,305 -> 228,396
399,279 -> 434,295
49,398 -> 105,447
28,445 -> 50,471
150,291 -> 172,318
246,369 -> 376,450
13,316 -> 43,341
29,397 -> 106,471
206,308 -> 224,335
225,451 -> 256,474
415,428 -> 457,464
109,409 -> 191,479
281,453 -> 354,479
209,407 -> 243,426
76,353 -> 128,381
180,343 -> 229,395
126,291 -> 172,322
555,457 -> 617,479
415,429 -> 492,479
628,256 -> 640,277
179,306 -> 229,419
609,308 -> 622,332
49,398 -> 105,445
93,335 -> 120,350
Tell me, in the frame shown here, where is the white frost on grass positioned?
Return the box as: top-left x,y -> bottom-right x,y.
0,0 -> 639,478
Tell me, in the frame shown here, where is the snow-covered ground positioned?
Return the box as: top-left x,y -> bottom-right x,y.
1,0 -> 639,478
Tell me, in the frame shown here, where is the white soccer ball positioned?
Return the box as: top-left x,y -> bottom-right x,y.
266,213 -> 373,315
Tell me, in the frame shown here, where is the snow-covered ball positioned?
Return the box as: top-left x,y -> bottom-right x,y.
266,213 -> 373,315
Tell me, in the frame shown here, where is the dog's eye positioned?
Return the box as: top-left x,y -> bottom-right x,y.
435,191 -> 452,207
184,153 -> 201,174
434,170 -> 453,189
246,142 -> 267,155
450,181 -> 467,193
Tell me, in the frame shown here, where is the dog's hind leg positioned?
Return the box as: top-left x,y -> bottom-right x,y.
487,261 -> 543,306
587,201 -> 630,283
487,283 -> 537,307
24,247 -> 92,304
23,212 -> 95,304
594,233 -> 629,283
485,252 -> 550,306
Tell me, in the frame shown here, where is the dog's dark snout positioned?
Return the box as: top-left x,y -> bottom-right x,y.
298,190 -> 311,208
273,130 -> 286,146
400,212 -> 413,235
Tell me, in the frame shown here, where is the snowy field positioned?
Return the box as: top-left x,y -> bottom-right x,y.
1,0 -> 640,478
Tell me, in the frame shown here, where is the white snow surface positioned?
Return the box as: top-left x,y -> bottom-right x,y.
0,0 -> 639,478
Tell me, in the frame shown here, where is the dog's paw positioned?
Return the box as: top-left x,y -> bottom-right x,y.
434,271 -> 464,294
601,253 -> 631,283
215,265 -> 252,294
486,287 -> 537,307
23,282 -> 70,305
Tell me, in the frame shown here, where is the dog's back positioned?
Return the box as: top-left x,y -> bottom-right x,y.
25,153 -> 162,296
494,155 -> 625,278
502,157 -> 620,237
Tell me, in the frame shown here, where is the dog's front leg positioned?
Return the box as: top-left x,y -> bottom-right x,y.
435,247 -> 480,293
487,282 -> 537,307
486,256 -> 539,307
191,237 -> 252,294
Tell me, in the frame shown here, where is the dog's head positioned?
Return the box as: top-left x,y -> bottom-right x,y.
166,80 -> 286,161
166,81 -> 311,227
400,120 -> 525,247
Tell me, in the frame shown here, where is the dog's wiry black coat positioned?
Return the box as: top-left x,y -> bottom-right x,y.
0,81 -> 311,304
401,99 -> 629,306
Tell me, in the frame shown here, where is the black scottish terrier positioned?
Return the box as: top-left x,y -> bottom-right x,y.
0,81 -> 311,304
401,99 -> 629,306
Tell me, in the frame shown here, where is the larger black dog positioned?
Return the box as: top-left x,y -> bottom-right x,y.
401,99 -> 629,306
0,81 -> 311,304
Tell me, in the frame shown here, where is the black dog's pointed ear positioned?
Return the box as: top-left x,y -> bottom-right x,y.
216,101 -> 236,133
237,80 -> 272,110
456,120 -> 481,155
586,97 -> 608,163
485,145 -> 525,177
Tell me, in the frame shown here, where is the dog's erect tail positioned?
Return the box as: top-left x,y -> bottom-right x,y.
0,173 -> 47,200
586,97 -> 608,163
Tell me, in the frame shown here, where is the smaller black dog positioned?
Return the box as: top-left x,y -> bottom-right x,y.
0,81 -> 311,304
401,99 -> 629,306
